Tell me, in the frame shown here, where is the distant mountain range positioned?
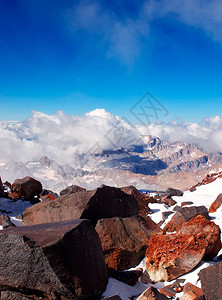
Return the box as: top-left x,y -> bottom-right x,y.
1,135 -> 222,193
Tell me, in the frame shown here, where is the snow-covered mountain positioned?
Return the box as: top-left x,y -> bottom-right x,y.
1,135 -> 222,192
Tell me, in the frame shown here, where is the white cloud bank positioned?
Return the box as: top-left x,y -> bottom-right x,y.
0,109 -> 222,165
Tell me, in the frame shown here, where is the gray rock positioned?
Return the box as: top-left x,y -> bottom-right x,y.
0,219 -> 108,299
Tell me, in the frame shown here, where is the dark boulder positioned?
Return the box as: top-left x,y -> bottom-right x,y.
165,187 -> 183,197
95,215 -> 162,270
22,185 -> 140,226
198,261 -> 222,300
0,219 -> 108,299
11,176 -> 42,200
120,186 -> 152,215
108,268 -> 142,286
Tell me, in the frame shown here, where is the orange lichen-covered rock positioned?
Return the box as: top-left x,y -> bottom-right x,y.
209,193 -> 222,213
163,206 -> 209,233
145,234 -> 205,282
178,215 -> 222,260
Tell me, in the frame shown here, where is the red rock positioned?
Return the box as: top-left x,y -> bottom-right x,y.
178,215 -> 222,260
96,215 -> 162,270
209,193 -> 222,213
145,234 -> 205,282
0,219 -> 108,299
163,206 -> 209,233
22,185 -> 140,226
11,177 -> 42,200
159,285 -> 176,297
181,201 -> 194,207
180,282 -> 204,300
137,286 -> 169,300
121,186 -> 152,215
8,192 -> 21,200
40,194 -> 56,201
198,261 -> 222,300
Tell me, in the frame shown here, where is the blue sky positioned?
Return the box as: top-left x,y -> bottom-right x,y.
0,0 -> 222,122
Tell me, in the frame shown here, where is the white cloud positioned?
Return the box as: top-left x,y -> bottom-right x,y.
0,109 -> 143,165
137,115 -> 222,153
0,110 -> 222,166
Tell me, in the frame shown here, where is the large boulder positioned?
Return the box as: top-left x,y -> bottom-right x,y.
209,193 -> 222,213
145,233 -> 205,282
0,219 -> 108,299
11,176 -> 42,200
163,206 -> 210,233
145,216 -> 221,282
96,215 -> 162,271
198,262 -> 222,300
178,215 -> 221,260
120,186 -> 152,215
22,185 -> 139,226
164,187 -> 184,197
59,185 -> 86,196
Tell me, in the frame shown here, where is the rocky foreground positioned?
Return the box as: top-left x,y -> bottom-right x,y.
0,174 -> 222,299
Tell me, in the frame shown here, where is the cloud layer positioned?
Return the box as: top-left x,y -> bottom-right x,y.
0,109 -> 222,165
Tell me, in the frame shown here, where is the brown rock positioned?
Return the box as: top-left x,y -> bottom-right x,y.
121,186 -> 152,215
163,206 -> 209,233
0,215 -> 10,226
108,268 -> 142,286
198,261 -> 222,300
181,201 -> 194,207
178,215 -> 222,260
180,282 -> 204,300
159,285 -> 176,297
137,286 -> 169,300
1,290 -> 38,299
161,196 -> 177,207
22,185 -> 139,226
209,193 -> 222,213
96,215 -> 162,270
59,185 -> 86,196
11,176 -> 42,200
0,219 -> 108,299
145,234 -> 205,282
165,187 -> 184,197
